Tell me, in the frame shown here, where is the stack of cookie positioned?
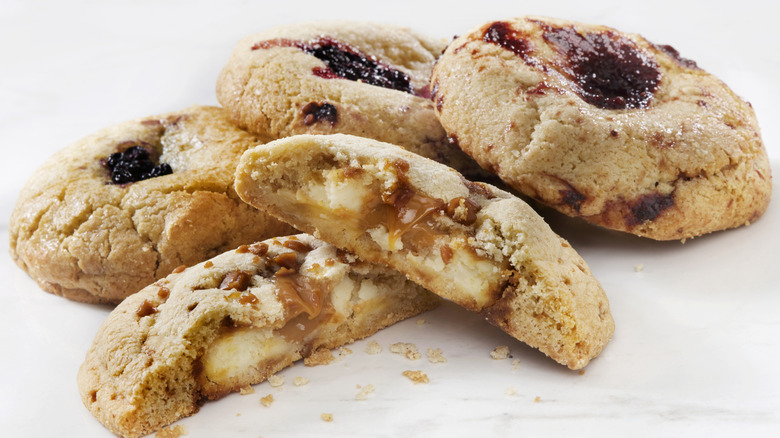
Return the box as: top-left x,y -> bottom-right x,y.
9,16 -> 770,438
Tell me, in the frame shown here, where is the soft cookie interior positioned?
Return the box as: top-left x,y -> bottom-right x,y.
78,234 -> 439,438
235,134 -> 614,369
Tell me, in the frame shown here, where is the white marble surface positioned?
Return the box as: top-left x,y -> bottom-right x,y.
1,0 -> 779,436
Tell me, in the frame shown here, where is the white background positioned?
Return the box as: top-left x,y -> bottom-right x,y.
1,0 -> 778,436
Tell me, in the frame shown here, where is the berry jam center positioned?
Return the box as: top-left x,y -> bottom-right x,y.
252,37 -> 414,94
542,25 -> 661,109
301,102 -> 338,126
105,145 -> 172,184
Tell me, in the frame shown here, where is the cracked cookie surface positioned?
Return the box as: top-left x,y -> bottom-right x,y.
78,234 -> 439,438
9,105 -> 295,304
431,16 -> 771,240
234,134 -> 614,369
216,20 -> 484,177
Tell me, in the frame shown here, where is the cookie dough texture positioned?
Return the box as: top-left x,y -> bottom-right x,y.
431,16 -> 771,240
78,234 -> 440,438
216,20 -> 482,176
235,134 -> 614,369
9,105 -> 295,304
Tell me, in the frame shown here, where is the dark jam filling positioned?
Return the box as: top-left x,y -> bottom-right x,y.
655,43 -> 699,70
542,25 -> 661,109
301,101 -> 338,126
252,37 -> 415,95
105,145 -> 172,184
482,21 -> 532,59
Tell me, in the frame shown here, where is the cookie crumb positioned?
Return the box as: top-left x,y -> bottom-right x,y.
534,396 -> 541,403
511,359 -> 521,370
416,318 -> 427,325
505,387 -> 517,396
304,347 -> 335,366
426,347 -> 447,363
356,384 -> 375,400
268,375 -> 284,388
294,377 -> 310,386
634,263 -> 644,272
390,342 -> 421,360
156,425 -> 187,438
579,369 -> 586,376
365,340 -> 382,355
321,413 -> 334,422
239,385 -> 255,395
402,370 -> 429,384
260,394 -> 274,407
339,347 -> 353,356
490,346 -> 510,360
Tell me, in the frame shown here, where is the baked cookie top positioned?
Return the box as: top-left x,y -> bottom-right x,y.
235,133 -> 614,369
431,16 -> 771,240
216,20 -> 483,177
9,105 -> 294,304
78,234 -> 439,438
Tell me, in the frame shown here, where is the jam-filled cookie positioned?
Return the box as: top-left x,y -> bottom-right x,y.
9,106 -> 295,304
235,134 -> 614,369
216,20 -> 483,177
78,234 -> 440,438
431,16 -> 771,240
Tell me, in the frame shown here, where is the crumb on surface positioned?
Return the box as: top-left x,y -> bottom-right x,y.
356,384 -> 375,400
402,370 -> 429,384
321,413 -> 334,422
339,347 -> 353,356
634,263 -> 644,272
534,396 -> 541,403
365,340 -> 382,354
305,347 -> 335,366
239,385 -> 255,395
505,387 -> 517,396
511,359 -> 521,370
579,369 -> 586,375
416,318 -> 427,325
156,424 -> 187,438
294,377 -> 310,386
427,347 -> 447,363
268,375 -> 284,388
260,394 -> 274,407
390,342 -> 421,360
490,345 -> 510,360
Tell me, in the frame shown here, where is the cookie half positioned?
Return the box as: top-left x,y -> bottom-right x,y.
431,16 -> 771,240
216,20 -> 483,176
78,234 -> 440,438
9,105 -> 295,304
235,134 -> 614,369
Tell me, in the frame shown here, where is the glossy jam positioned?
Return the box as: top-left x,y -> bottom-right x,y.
252,37 -> 416,95
301,102 -> 338,126
104,144 -> 172,184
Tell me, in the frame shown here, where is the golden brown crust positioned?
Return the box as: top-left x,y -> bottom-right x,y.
77,234 -> 439,438
216,20 -> 485,178
9,105 -> 295,304
431,16 -> 771,240
234,134 -> 614,369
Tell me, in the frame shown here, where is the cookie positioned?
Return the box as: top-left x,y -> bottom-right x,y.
78,234 -> 440,438
431,16 -> 771,240
234,134 -> 614,369
9,105 -> 295,304
216,20 -> 484,177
